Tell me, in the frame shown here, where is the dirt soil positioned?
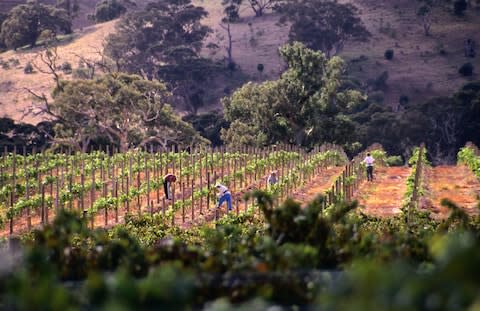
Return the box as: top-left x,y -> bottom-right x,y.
355,166 -> 411,217
421,165 -> 480,218
290,166 -> 345,206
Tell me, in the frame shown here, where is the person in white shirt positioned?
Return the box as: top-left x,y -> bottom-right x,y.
267,171 -> 278,189
363,153 -> 375,181
215,183 -> 232,211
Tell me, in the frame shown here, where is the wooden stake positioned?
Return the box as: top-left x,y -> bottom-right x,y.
171,183 -> 175,226
182,182 -> 185,223
191,179 -> 194,221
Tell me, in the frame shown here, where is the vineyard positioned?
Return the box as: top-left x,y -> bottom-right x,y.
0,143 -> 480,310
0,144 -> 349,236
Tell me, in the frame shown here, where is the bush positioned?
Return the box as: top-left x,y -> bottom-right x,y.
384,49 -> 394,60
368,91 -> 385,104
386,155 -> 403,166
399,95 -> 409,105
453,0 -> 467,15
23,62 -> 34,74
459,63 -> 474,76
373,71 -> 389,90
227,61 -> 236,71
73,67 -> 94,79
9,58 -> 20,66
94,0 -> 127,23
61,62 -> 72,74
257,63 -> 264,73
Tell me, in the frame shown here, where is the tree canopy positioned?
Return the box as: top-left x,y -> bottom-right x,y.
222,0 -> 279,18
276,0 -> 369,57
0,1 -> 72,49
351,81 -> 480,163
50,73 -> 207,152
94,0 -> 135,23
105,0 -> 210,74
104,0 -> 215,111
0,13 -> 7,50
56,0 -> 79,18
221,42 -> 365,149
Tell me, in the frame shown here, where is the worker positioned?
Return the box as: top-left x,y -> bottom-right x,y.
163,173 -> 177,200
363,153 -> 375,181
267,171 -> 278,188
215,183 -> 232,211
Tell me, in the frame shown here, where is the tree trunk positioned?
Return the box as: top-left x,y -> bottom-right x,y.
120,133 -> 129,153
225,22 -> 233,65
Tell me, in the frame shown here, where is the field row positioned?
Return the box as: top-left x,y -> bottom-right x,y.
0,144 -> 348,236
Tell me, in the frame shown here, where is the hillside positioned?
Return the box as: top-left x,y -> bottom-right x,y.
0,0 -> 97,28
0,0 -> 479,124
0,20 -> 116,124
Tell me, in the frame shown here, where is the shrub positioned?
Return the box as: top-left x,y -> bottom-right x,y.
227,61 -> 236,71
373,71 -> 389,90
257,63 -> 264,73
435,42 -> 447,55
399,95 -> 409,105
368,91 -> 384,104
94,0 -> 127,23
61,62 -> 72,74
386,155 -> 403,166
384,49 -> 394,60
1,62 -> 9,70
459,63 -> 474,76
9,58 -> 20,66
23,62 -> 34,74
453,0 -> 467,16
73,67 -> 94,79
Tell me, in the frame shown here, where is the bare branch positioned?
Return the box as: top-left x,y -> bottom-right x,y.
32,46 -> 63,90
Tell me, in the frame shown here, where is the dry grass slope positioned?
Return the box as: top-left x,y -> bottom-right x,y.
0,0 -> 479,124
0,20 -> 116,124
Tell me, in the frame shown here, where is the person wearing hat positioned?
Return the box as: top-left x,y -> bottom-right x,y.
163,173 -> 177,200
267,171 -> 278,189
215,183 -> 232,211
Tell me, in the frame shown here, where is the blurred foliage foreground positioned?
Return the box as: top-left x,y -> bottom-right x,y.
0,191 -> 479,310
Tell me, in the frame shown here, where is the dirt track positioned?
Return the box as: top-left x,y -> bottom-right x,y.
355,166 -> 411,217
421,165 -> 480,218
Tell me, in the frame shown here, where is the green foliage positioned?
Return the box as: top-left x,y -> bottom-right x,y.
221,0 -> 242,21
403,146 -> 429,207
384,49 -> 394,60
222,0 -> 278,18
51,73 -> 207,152
104,0 -> 216,112
458,145 -> 480,179
0,12 -> 7,50
93,0 -> 132,23
2,188 -> 480,308
453,0 -> 468,15
459,62 -> 474,76
56,0 -> 80,18
60,61 -> 72,74
369,149 -> 387,166
276,0 -> 369,57
222,42 -> 366,148
319,231 -> 480,310
372,70 -> 389,90
183,112 -> 228,146
0,1 -> 72,50
257,63 -> 264,72
397,82 -> 480,162
23,62 -> 33,74
386,155 -> 403,166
